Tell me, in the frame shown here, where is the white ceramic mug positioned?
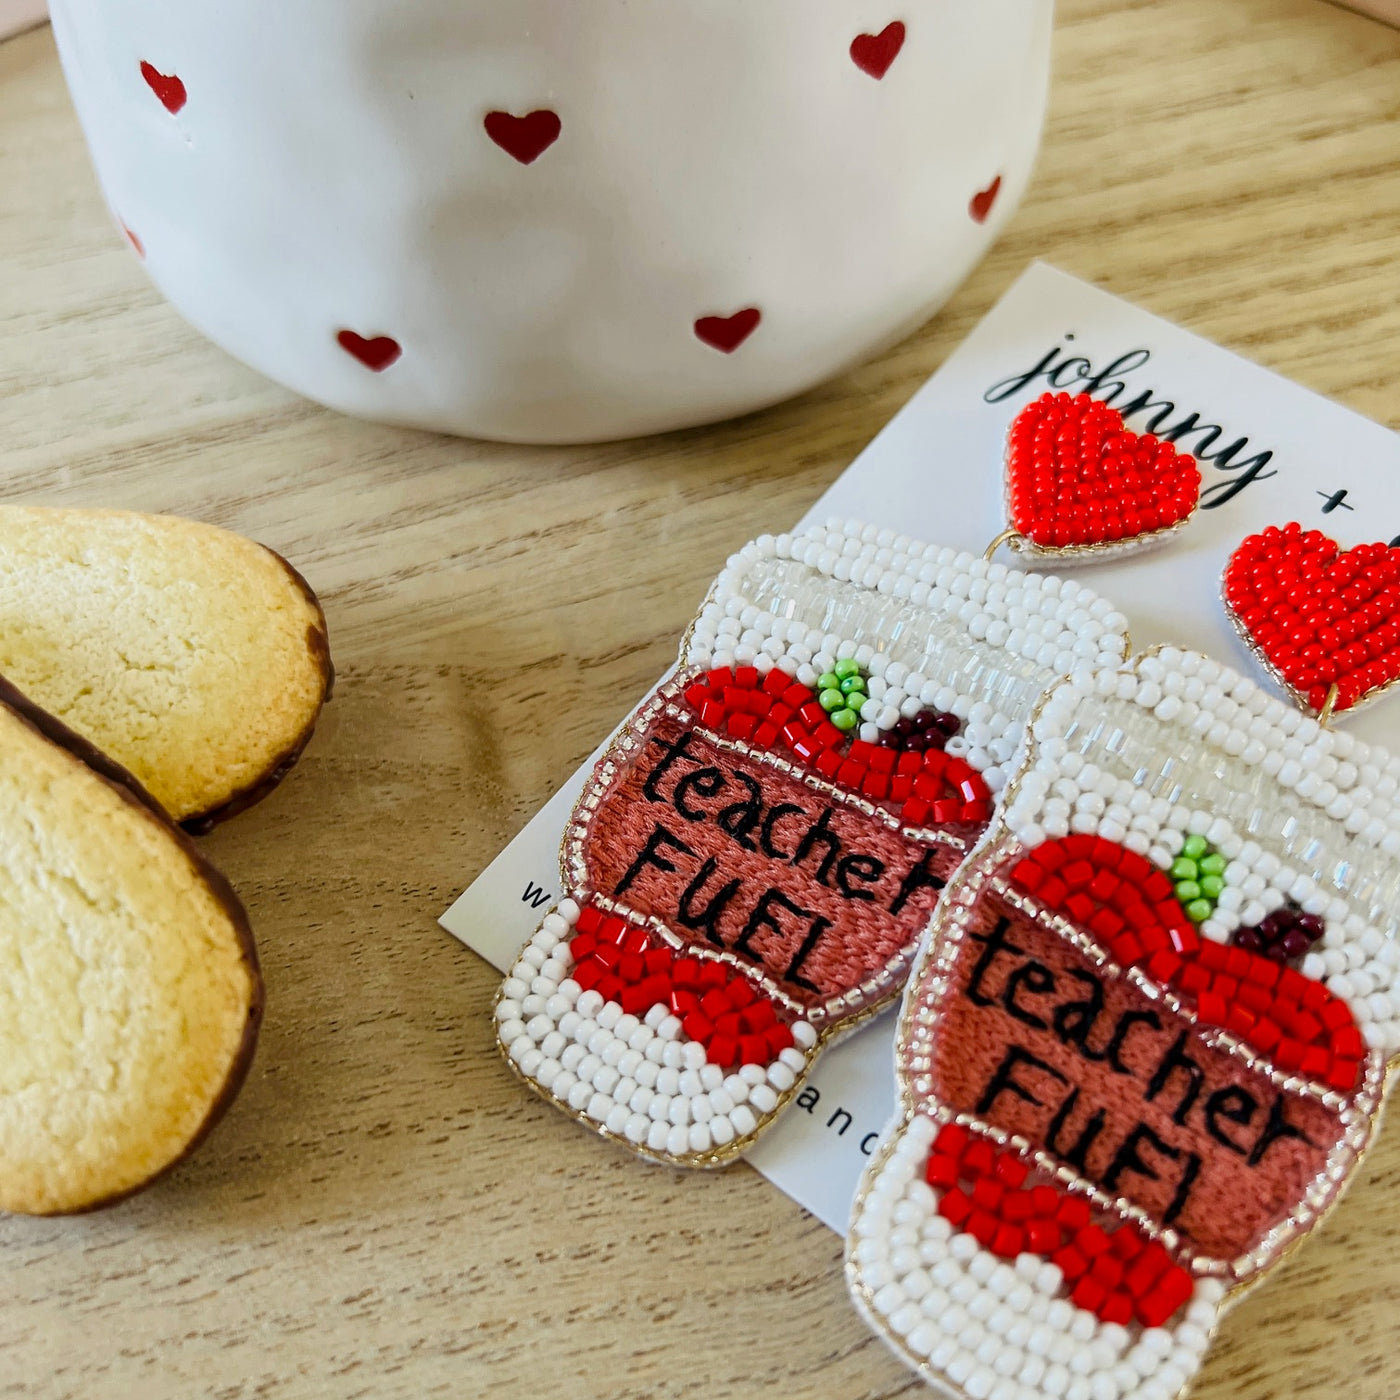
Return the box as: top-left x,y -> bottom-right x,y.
51,1 -> 1054,443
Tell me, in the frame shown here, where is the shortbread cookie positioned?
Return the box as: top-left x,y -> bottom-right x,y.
0,506 -> 332,829
0,677 -> 261,1215
848,648 -> 1399,1400
496,520 -> 1130,1166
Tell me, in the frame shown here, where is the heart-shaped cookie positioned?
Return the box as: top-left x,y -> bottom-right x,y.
1223,522 -> 1400,718
483,109 -> 562,165
1005,391 -> 1201,562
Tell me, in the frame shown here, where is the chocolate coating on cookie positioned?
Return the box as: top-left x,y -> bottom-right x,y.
181,548 -> 334,835
0,675 -> 264,1214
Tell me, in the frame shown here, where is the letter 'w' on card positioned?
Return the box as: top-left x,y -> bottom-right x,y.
443,262 -> 1400,1231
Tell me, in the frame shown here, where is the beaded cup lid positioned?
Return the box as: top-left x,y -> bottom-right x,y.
848,646 -> 1399,1400
494,520 -> 1130,1169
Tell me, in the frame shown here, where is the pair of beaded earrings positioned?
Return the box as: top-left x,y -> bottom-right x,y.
994,391 -> 1400,722
494,393 -> 1400,1400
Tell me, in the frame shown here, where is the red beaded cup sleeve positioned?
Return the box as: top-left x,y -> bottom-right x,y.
494,520 -> 1130,1167
847,647 -> 1400,1400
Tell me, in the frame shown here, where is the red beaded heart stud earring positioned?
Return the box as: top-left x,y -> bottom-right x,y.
987,391 -> 1202,564
1223,522 -> 1400,723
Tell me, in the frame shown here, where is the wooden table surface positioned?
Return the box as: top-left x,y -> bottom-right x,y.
2,3 -> 1399,1397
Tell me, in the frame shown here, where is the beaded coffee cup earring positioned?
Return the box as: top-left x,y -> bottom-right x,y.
847,647 -> 1399,1400
494,520 -> 1130,1167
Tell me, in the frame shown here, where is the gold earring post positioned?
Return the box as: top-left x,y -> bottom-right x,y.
1318,682 -> 1341,729
983,528 -> 1023,563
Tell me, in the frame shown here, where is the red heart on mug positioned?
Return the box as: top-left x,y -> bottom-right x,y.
337,331 -> 402,372
970,175 -> 1002,224
140,61 -> 187,115
850,21 -> 906,79
694,308 -> 762,354
484,109 -> 562,165
1006,391 -> 1201,553
1223,524 -> 1400,716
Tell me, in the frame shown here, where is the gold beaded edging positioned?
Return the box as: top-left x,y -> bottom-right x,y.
997,512 -> 1195,567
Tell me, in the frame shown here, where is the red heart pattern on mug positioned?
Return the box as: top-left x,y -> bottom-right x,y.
1006,391 -> 1201,556
337,330 -> 402,372
850,21 -> 906,79
694,308 -> 762,354
140,61 -> 187,115
130,33 -> 1026,377
122,226 -> 145,259
483,109 -> 562,165
1223,524 -> 1400,717
969,175 -> 1002,223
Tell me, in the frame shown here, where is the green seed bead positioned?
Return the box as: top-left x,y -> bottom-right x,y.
818,672 -> 841,692
1199,875 -> 1224,899
1199,853 -> 1227,877
1170,857 -> 1199,882
819,688 -> 845,712
1175,880 -> 1202,902
1181,834 -> 1209,860
840,675 -> 866,696
834,658 -> 861,680
831,707 -> 859,731
1185,898 -> 1213,923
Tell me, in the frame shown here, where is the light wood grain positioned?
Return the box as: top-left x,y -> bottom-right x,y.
2,3 -> 1399,1397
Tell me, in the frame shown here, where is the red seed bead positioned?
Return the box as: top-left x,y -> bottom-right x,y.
1002,1190 -> 1035,1223
1074,1224 -> 1111,1258
1056,1195 -> 1092,1231
990,1223 -> 1025,1259
963,1139 -> 996,1176
935,1122 -> 971,1159
1052,1245 -> 1089,1281
926,1154 -> 962,1190
971,1177 -> 1005,1212
995,1154 -> 1030,1189
938,1187 -> 973,1228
